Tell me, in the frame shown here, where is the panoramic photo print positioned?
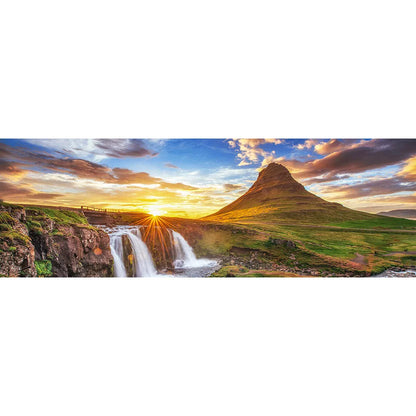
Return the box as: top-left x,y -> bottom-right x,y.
1,138 -> 416,277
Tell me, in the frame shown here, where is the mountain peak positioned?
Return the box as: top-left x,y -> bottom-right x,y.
255,163 -> 297,186
245,162 -> 306,197
206,162 -> 321,218
204,163 -> 373,223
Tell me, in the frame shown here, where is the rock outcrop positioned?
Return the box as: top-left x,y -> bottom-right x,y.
0,204 -> 113,277
0,205 -> 36,277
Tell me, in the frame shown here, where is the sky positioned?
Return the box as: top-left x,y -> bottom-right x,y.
1,138 -> 416,218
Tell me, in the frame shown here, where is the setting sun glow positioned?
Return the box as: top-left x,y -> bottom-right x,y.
148,207 -> 166,217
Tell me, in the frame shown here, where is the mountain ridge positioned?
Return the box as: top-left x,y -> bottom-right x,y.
204,163 -> 376,223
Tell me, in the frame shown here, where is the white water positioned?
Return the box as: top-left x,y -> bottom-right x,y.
106,226 -> 157,277
109,233 -> 127,277
126,228 -> 158,277
171,230 -> 217,269
104,225 -> 218,277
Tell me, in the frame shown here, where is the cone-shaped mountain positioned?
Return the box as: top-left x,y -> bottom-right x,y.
205,163 -> 375,223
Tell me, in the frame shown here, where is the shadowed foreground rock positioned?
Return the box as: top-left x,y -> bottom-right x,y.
0,204 -> 113,277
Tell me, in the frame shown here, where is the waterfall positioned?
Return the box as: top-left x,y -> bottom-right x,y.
106,225 -> 217,277
126,228 -> 158,277
108,226 -> 157,277
171,230 -> 215,268
110,234 -> 127,277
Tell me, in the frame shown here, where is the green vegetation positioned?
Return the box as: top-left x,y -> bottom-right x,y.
24,207 -> 91,237
0,230 -> 30,245
51,229 -> 64,236
35,260 -> 53,277
26,207 -> 88,225
0,223 -> 13,232
329,216 -> 416,230
8,246 -> 16,252
0,202 -> 23,210
0,211 -> 15,225
26,219 -> 43,235
186,217 -> 416,276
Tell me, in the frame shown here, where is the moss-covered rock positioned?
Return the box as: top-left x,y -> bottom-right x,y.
1,204 -> 113,277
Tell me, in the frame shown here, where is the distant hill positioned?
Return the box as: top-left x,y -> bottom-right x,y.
378,209 -> 416,220
204,163 -> 385,224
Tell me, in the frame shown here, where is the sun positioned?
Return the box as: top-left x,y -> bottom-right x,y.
148,207 -> 166,217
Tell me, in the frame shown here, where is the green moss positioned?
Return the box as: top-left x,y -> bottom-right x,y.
0,211 -> 14,225
51,229 -> 64,236
0,223 -> 12,232
0,202 -> 23,209
25,219 -> 43,235
28,220 -> 41,228
0,230 -> 30,245
25,207 -> 88,225
8,246 -> 16,252
35,260 -> 53,277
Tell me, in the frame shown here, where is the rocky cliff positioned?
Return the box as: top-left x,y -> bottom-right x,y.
0,204 -> 113,277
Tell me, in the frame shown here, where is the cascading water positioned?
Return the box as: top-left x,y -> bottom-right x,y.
104,225 -> 218,277
107,226 -> 157,277
171,230 -> 216,269
126,228 -> 157,277
109,233 -> 127,277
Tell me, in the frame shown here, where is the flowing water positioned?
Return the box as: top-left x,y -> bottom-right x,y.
171,230 -> 217,269
375,269 -> 416,278
126,227 -> 158,277
103,225 -> 218,277
109,233 -> 127,277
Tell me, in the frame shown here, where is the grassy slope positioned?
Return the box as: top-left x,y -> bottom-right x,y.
195,211 -> 416,276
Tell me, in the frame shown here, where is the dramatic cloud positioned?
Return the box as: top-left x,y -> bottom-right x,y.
0,181 -> 62,201
0,143 -> 196,192
273,140 -> 416,182
93,139 -> 158,158
0,160 -> 27,179
399,156 -> 416,181
24,139 -> 159,161
317,177 -> 416,199
313,139 -> 361,155
2,139 -> 416,217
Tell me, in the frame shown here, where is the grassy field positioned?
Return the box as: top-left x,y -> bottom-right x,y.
192,214 -> 416,276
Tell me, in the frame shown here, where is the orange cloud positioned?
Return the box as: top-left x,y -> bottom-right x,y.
399,156 -> 416,181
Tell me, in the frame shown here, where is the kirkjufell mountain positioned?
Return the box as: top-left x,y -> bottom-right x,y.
205,163 -> 375,223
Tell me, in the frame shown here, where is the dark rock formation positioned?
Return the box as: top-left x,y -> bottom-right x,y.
0,204 -> 113,277
0,205 -> 36,277
121,234 -> 134,276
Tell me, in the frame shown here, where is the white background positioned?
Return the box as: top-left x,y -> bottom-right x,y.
1,1 -> 416,415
